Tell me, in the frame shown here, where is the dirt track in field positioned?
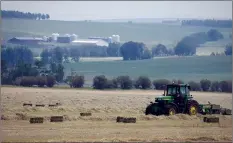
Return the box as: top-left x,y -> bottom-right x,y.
1,87 -> 232,142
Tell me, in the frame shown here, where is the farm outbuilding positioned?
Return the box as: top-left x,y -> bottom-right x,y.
57,36 -> 71,43
7,37 -> 44,45
71,39 -> 109,47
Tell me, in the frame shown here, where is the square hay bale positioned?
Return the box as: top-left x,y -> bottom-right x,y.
56,102 -> 62,106
203,117 -> 219,123
123,117 -> 137,123
30,117 -> 44,124
35,104 -> 45,107
50,116 -> 64,122
48,104 -> 57,107
23,103 -> 32,107
116,116 -> 124,122
80,113 -> 92,116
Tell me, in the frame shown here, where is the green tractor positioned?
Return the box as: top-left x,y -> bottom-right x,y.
145,83 -> 199,116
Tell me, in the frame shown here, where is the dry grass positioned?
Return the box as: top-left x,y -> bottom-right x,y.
1,87 -> 232,142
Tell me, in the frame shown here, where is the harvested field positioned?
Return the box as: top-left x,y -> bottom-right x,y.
1,87 -> 232,142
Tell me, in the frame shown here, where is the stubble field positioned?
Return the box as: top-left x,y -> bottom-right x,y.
1,87 -> 232,142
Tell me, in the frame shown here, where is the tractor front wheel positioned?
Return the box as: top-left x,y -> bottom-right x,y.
187,100 -> 199,115
165,105 -> 177,116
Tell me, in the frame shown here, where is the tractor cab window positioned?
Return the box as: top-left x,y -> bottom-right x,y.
180,86 -> 186,96
167,86 -> 178,96
186,86 -> 190,96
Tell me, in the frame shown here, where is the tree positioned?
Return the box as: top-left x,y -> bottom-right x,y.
55,64 -> 64,82
40,49 -> 51,65
207,29 -> 224,41
1,10 -> 50,20
1,46 -> 33,68
36,76 -> 46,87
1,60 -> 7,75
71,75 -> 85,88
153,79 -> 171,90
41,14 -> 46,20
51,47 -> 63,63
45,14 -> 50,20
152,44 -> 168,56
225,43 -> 232,56
200,79 -> 211,91
70,47 -> 80,62
34,59 -> 44,68
141,48 -> 152,60
46,75 -> 56,87
188,81 -> 201,91
116,76 -> 133,89
174,36 -> 197,56
211,81 -> 220,92
120,41 -> 150,60
105,78 -> 118,89
219,80 -> 232,93
134,76 -> 151,89
93,75 -> 108,90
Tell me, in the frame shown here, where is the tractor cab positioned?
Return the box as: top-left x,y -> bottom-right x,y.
164,84 -> 192,99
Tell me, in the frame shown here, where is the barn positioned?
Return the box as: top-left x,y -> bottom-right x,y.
7,37 -> 44,45
71,39 -> 109,47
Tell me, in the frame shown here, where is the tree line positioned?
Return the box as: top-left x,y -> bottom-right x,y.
173,29 -> 225,56
1,10 -> 50,20
181,19 -> 232,28
1,45 -> 64,85
13,73 -> 232,93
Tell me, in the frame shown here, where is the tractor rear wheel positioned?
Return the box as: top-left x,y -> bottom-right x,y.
187,100 -> 199,115
165,105 -> 177,116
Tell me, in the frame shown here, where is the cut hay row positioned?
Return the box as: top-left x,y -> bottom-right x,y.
23,103 -> 61,107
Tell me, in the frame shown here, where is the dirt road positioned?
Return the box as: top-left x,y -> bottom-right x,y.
1,87 -> 232,142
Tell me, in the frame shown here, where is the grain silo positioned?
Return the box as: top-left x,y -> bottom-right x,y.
112,35 -> 117,43
108,37 -> 113,43
51,33 -> 60,41
51,33 -> 57,41
115,35 -> 120,43
43,36 -> 48,41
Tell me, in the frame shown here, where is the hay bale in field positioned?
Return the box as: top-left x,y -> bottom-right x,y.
23,103 -> 32,107
116,116 -> 136,123
116,116 -> 124,122
35,104 -> 45,107
48,104 -> 57,107
56,102 -> 62,106
203,116 -> 219,123
123,117 -> 137,123
80,113 -> 92,116
50,116 -> 63,122
30,117 -> 44,124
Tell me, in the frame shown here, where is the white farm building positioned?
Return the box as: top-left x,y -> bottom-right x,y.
71,39 -> 109,47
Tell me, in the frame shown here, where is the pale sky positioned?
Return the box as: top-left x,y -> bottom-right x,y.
1,1 -> 232,21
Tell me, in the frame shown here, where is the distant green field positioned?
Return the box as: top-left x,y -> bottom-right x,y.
63,56 -> 232,86
2,19 -> 232,49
